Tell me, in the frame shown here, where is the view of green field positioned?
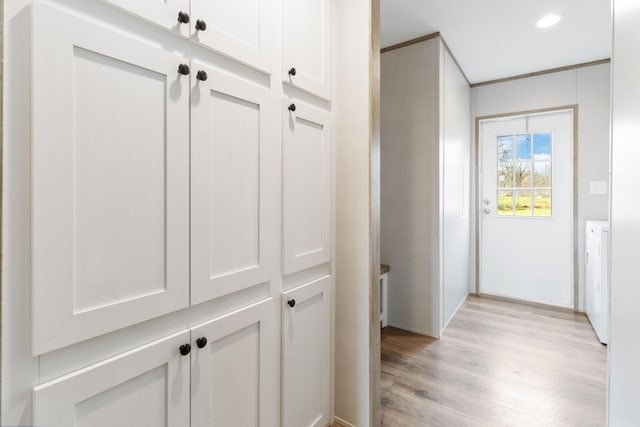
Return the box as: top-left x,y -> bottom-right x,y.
497,193 -> 551,217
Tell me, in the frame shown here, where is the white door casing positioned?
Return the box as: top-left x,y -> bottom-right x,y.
282,99 -> 332,275
100,0 -> 191,37
479,110 -> 574,307
33,330 -> 190,427
282,276 -> 331,427
190,300 -> 277,427
190,61 -> 277,305
282,0 -> 331,99
32,2 -> 190,354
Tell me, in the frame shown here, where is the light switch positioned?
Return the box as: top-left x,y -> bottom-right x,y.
589,181 -> 608,195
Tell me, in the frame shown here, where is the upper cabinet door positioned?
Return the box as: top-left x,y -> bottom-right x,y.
32,2 -> 190,355
33,331 -> 190,427
190,0 -> 277,73
282,0 -> 332,99
190,300 -> 278,427
282,100 -> 332,275
101,0 -> 191,37
282,276 -> 331,427
190,62 -> 277,305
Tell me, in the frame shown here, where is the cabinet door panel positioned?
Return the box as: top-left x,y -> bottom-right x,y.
282,276 -> 331,427
32,2 -> 190,354
282,0 -> 331,99
33,331 -> 190,427
191,62 -> 277,304
190,0 -> 276,72
282,100 -> 332,275
190,300 -> 277,427
100,0 -> 190,37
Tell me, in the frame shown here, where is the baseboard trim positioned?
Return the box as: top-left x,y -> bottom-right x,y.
334,416 -> 357,427
441,293 -> 469,334
476,293 -> 577,313
385,322 -> 436,338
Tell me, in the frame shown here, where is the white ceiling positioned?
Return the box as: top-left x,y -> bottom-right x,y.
380,0 -> 612,84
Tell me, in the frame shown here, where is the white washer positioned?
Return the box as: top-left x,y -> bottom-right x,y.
585,220 -> 609,344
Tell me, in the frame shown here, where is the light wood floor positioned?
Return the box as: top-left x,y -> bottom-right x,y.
381,295 -> 607,427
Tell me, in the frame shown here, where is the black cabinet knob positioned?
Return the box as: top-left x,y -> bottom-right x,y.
287,299 -> 296,308
288,67 -> 297,76
288,104 -> 296,112
177,11 -> 190,24
179,343 -> 191,356
178,64 -> 190,76
196,70 -> 208,81
195,19 -> 207,31
196,337 -> 208,349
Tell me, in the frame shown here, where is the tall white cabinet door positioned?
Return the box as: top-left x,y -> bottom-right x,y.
100,0 -> 191,37
33,331 -> 191,427
190,300 -> 277,427
190,62 -> 277,305
32,2 -> 190,354
282,100 -> 332,275
282,0 -> 331,99
190,0 -> 277,72
282,276 -> 331,427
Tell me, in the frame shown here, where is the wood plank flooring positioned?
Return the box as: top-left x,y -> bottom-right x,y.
381,295 -> 607,427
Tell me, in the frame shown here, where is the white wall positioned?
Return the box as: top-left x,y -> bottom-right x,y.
471,63 -> 611,311
608,1 -> 640,424
333,0 -> 374,425
441,44 -> 472,327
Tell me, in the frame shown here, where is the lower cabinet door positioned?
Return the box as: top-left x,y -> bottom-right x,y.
33,331 -> 191,427
190,300 -> 278,427
282,276 -> 331,427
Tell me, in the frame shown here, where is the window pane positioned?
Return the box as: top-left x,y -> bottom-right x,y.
497,190 -> 514,216
534,190 -> 552,217
516,134 -> 532,160
514,162 -> 532,188
515,191 -> 533,216
533,133 -> 552,161
534,162 -> 552,186
497,136 -> 513,162
497,163 -> 513,188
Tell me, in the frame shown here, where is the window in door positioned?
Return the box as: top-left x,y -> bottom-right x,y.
497,132 -> 552,217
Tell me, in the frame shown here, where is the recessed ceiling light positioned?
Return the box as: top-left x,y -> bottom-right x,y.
536,14 -> 562,28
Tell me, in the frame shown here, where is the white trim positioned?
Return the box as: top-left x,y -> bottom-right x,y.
386,323 -> 435,338
441,293 -> 469,333
334,416 -> 357,427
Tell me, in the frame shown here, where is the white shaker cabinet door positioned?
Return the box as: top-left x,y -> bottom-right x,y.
282,0 -> 332,99
190,300 -> 278,427
33,331 -> 191,427
282,276 -> 331,427
282,100 -> 332,275
190,0 -> 277,73
100,0 -> 191,37
190,62 -> 278,305
32,2 -> 190,354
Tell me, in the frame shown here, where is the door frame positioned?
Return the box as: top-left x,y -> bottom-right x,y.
475,105 -> 579,310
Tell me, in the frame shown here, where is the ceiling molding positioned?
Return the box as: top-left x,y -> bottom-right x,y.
380,32 -> 440,54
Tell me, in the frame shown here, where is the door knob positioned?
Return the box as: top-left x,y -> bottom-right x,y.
195,19 -> 207,31
177,11 -> 190,24
196,70 -> 208,81
288,67 -> 297,76
178,64 -> 190,76
196,337 -> 208,349
287,299 -> 296,308
179,343 -> 191,356
483,207 -> 491,214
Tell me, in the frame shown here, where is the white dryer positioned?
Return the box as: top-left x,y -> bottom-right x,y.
585,220 -> 609,344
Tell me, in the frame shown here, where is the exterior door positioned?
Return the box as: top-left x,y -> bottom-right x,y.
480,110 -> 573,307
33,331 -> 190,427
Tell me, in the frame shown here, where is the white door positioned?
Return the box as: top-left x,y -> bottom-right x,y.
101,0 -> 191,37
190,62 -> 277,305
282,276 -> 331,427
190,0 -> 276,72
480,110 -> 573,307
282,100 -> 332,275
190,300 -> 277,427
32,2 -> 190,354
33,331 -> 190,427
282,0 -> 331,99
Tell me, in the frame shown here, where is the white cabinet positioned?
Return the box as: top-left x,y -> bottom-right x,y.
190,62 -> 277,305
32,2 -> 190,355
282,100 -> 332,275
190,300 -> 277,427
282,276 -> 331,427
282,0 -> 332,99
33,331 -> 191,427
101,0 -> 191,37
190,0 -> 277,72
